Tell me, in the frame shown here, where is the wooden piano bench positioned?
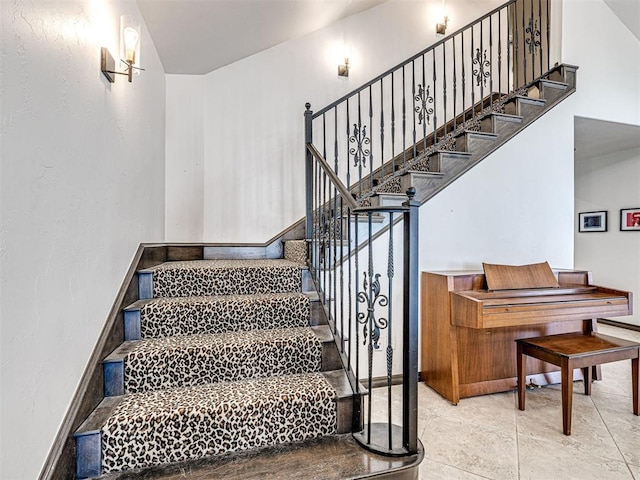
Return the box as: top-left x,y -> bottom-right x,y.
516,332 -> 640,435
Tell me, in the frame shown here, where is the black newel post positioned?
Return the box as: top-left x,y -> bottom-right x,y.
402,186 -> 419,453
305,103 -> 313,245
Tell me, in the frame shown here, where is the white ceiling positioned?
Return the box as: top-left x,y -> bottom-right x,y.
137,0 -> 389,75
603,0 -> 640,42
574,117 -> 640,161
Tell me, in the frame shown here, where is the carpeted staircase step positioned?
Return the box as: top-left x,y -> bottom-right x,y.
103,326 -> 341,395
138,259 -> 305,299
75,371 -> 348,478
123,292 -> 311,340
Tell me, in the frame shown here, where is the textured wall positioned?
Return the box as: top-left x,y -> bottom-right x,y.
165,0 -> 506,243
0,1 -> 166,478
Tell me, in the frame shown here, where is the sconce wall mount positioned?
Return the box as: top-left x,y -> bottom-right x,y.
436,16 -> 449,35
338,57 -> 349,77
101,15 -> 144,83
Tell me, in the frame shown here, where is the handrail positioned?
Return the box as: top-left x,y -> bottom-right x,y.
306,143 -> 358,210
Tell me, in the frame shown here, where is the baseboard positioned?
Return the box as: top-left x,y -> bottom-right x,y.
598,318 -> 640,332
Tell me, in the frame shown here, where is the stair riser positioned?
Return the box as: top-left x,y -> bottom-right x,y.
125,294 -> 310,341
455,134 -> 497,156
480,116 -> 523,137
140,263 -> 303,299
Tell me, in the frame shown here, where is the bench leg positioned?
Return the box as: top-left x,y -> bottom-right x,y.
633,355 -> 639,416
582,366 -> 592,396
561,358 -> 573,435
517,342 -> 526,411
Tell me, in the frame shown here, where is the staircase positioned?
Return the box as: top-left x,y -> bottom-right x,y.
42,1 -> 578,478
364,65 -> 577,209
74,243 -> 375,478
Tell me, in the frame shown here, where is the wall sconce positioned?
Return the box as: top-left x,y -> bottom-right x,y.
436,16 -> 449,35
338,57 -> 350,77
101,15 -> 144,83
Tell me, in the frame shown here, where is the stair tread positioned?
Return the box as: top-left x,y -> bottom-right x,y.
93,433 -> 422,480
77,370 -> 351,436
107,327 -> 326,393
99,372 -> 338,473
144,259 -> 306,298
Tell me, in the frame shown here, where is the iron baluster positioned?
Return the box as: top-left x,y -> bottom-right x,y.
471,25 -> 475,119
442,44 -> 447,137
546,0 -> 550,73
368,85 -> 374,191
432,49 -> 437,144
386,211 -> 395,450
380,78 -> 385,173
498,10 -> 502,101
411,60 -> 417,162
391,73 -> 396,173
462,30 -> 466,124
522,0 -> 527,85
489,16 -> 494,106
452,37 -> 457,132
401,66 -> 406,167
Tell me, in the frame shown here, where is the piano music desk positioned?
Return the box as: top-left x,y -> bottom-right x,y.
421,270 -> 632,405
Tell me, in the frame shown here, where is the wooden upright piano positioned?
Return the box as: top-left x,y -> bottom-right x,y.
421,267 -> 632,404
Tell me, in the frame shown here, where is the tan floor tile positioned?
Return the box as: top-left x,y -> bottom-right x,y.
592,393 -> 640,466
515,382 -> 626,462
419,459 -> 490,479
517,434 -> 634,480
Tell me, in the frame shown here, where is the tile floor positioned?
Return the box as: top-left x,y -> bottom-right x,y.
377,324 -> 640,480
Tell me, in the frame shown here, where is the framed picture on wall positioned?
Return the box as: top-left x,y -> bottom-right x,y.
578,211 -> 607,232
620,208 -> 640,231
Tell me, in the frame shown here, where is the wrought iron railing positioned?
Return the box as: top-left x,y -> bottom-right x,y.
304,0 -> 551,456
305,131 -> 419,456
307,0 -> 550,206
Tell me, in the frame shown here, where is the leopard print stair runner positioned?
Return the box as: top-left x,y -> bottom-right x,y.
101,372 -> 337,473
123,327 -> 323,393
138,292 -> 310,338
150,259 -> 304,297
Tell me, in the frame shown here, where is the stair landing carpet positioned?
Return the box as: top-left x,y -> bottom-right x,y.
101,372 -> 337,473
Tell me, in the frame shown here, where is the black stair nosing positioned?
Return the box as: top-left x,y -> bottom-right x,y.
403,170 -> 445,179
137,259 -> 310,275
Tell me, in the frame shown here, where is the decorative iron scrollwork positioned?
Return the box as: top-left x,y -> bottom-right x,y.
349,124 -> 370,168
525,17 -> 541,55
357,272 -> 388,350
414,84 -> 434,125
472,48 -> 491,87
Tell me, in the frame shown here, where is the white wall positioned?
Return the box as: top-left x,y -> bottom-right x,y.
565,0 -> 640,326
420,102 -> 576,272
562,0 -> 640,126
575,148 -> 640,326
165,0 -> 506,243
165,75 -> 204,240
0,1 -> 166,478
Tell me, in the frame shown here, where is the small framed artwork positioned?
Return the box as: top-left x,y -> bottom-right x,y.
578,211 -> 607,232
620,208 -> 640,231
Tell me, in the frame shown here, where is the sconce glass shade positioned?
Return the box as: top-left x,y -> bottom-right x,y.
120,15 -> 141,69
